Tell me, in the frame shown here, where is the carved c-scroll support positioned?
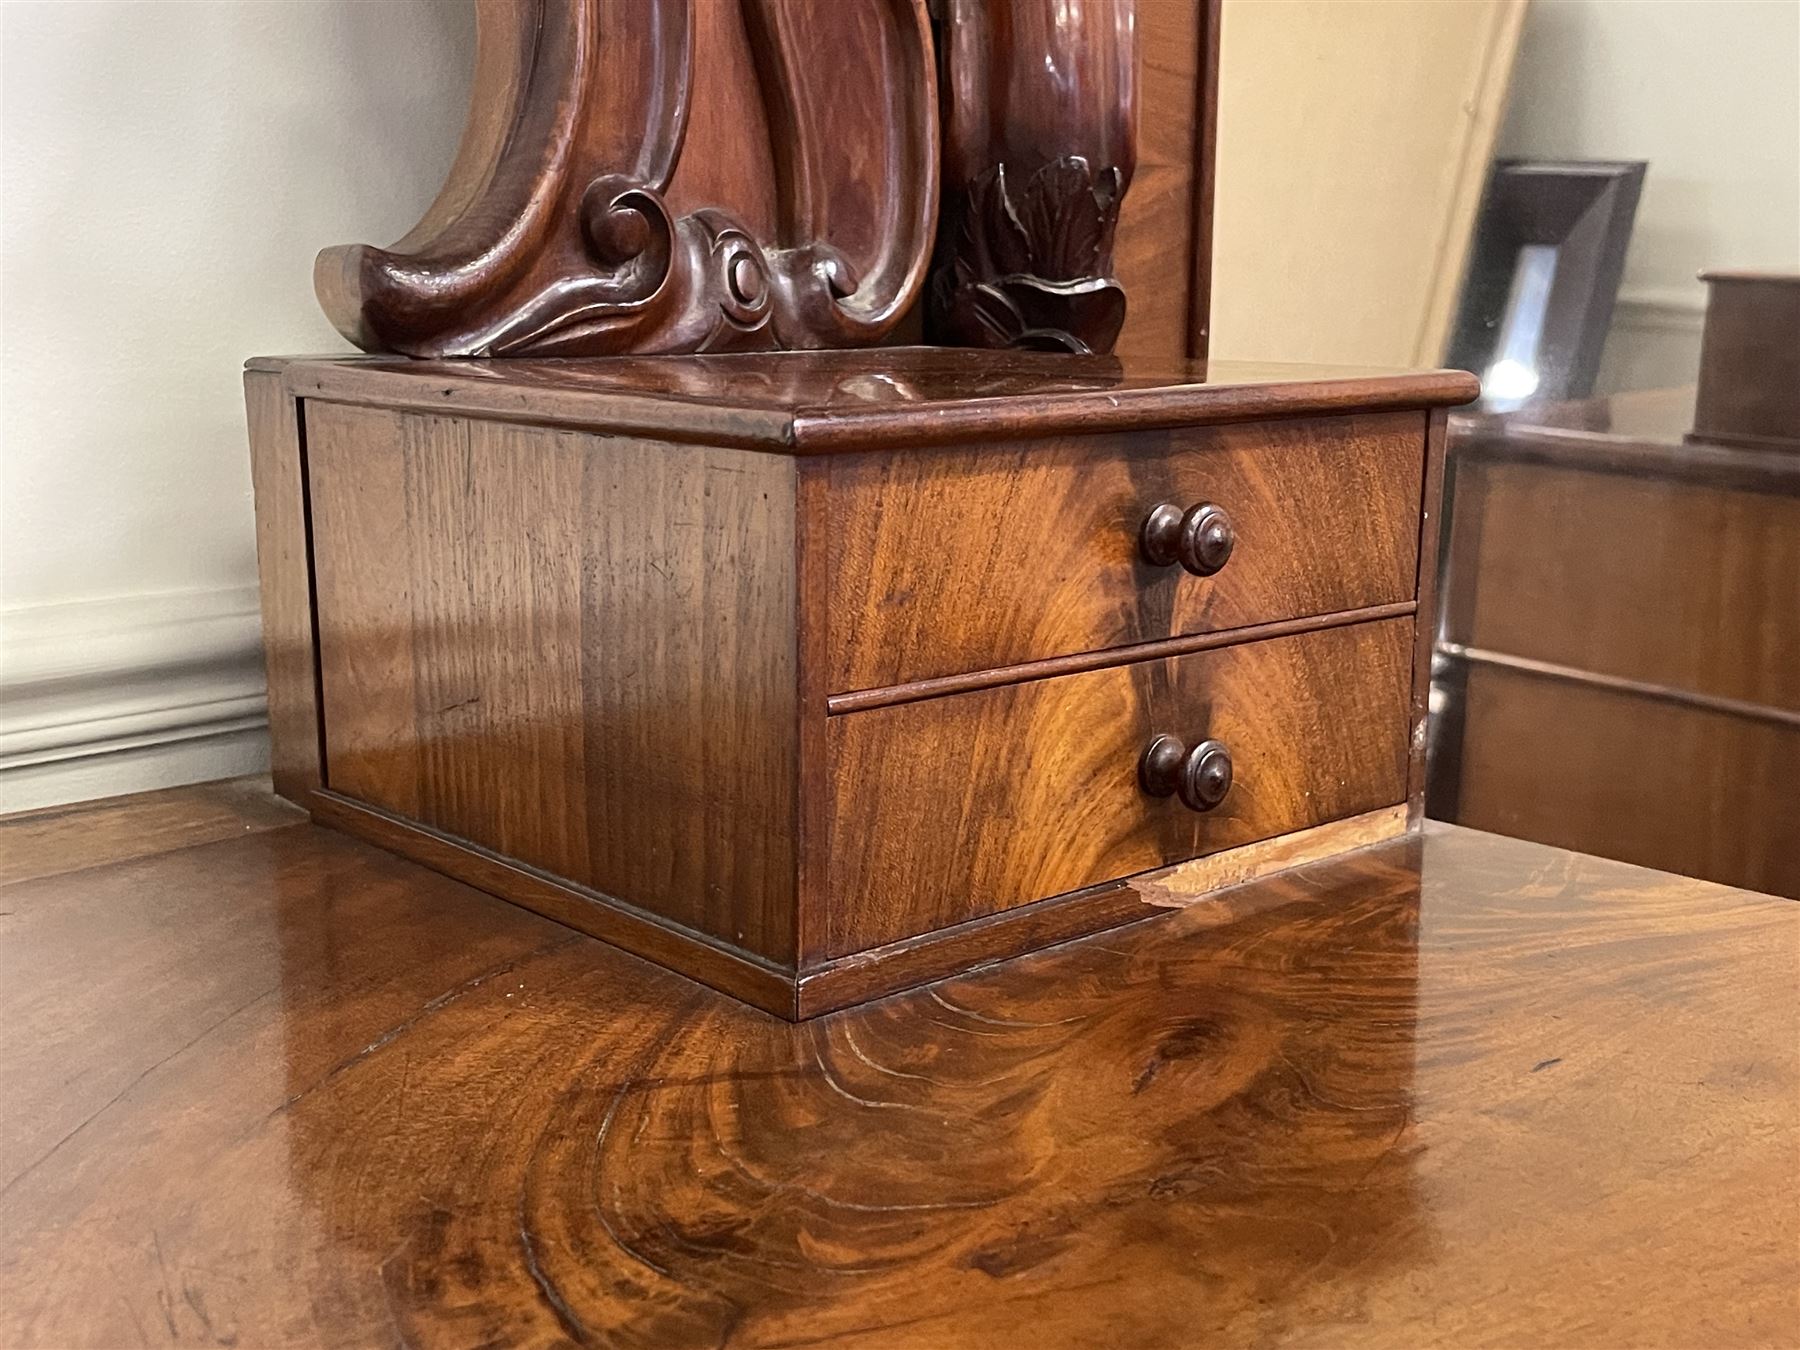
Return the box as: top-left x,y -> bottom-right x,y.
315,0 -> 937,358
743,0 -> 939,349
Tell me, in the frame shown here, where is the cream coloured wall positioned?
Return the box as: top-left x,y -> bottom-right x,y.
0,0 -> 475,809
1209,0 -> 1528,368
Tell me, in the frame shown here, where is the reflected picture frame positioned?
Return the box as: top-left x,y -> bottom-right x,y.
1446,159 -> 1647,411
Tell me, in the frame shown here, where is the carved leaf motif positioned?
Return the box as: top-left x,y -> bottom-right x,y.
1001,276 -> 1125,353
967,283 -> 1028,347
981,166 -> 1037,279
1018,158 -> 1103,280
927,157 -> 1129,353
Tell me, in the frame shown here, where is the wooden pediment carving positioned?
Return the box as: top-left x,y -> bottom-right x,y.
926,0 -> 1139,354
316,0 -> 940,357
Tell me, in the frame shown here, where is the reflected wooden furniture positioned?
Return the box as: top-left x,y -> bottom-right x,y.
1432,387 -> 1800,898
246,350 -> 1476,1016
1690,271 -> 1800,452
3,779 -> 1796,1347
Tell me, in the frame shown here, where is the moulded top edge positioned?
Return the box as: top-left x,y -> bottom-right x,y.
258,349 -> 1480,452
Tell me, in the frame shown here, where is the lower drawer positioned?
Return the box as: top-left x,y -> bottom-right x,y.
818,617 -> 1414,957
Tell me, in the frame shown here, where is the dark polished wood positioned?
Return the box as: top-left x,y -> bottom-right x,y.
1433,387 -> 1800,897
824,409 -> 1428,690
824,601 -> 1418,714
797,804 -> 1408,1016
244,369 -> 323,800
313,0 -> 1222,364
308,788 -> 800,1015
1111,0 -> 1218,366
1139,498 -> 1234,574
0,776 -> 304,886
273,349 -> 1480,452
305,402 -> 800,965
1137,731 -> 1232,810
1690,271 -> 1800,452
1186,0 -> 1221,360
318,0 -> 937,357
3,782 -> 1796,1348
928,0 -> 1139,354
1407,408 -> 1451,821
820,617 -> 1412,957
250,350 -> 1474,1014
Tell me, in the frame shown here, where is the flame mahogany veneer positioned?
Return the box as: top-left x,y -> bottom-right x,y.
245,349 -> 1477,1016
6,785 -> 1796,1344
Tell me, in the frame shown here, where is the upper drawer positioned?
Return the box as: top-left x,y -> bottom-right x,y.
822,411 -> 1426,692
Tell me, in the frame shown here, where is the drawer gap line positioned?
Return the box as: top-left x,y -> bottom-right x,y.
1436,643 -> 1800,731
827,601 -> 1419,714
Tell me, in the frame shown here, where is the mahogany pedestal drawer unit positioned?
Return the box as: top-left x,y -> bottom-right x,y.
245,349 -> 1477,1017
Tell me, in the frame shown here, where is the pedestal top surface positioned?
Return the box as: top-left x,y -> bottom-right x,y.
252,347 -> 1479,450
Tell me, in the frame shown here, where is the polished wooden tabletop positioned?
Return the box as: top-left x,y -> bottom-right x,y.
2,780 -> 1796,1348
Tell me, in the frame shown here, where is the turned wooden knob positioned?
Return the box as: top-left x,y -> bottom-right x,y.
1140,502 -> 1234,576
1138,734 -> 1234,812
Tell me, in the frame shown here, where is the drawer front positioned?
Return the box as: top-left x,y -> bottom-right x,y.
824,411 -> 1425,692
817,617 -> 1413,958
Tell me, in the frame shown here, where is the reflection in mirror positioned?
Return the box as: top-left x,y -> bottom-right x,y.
1482,242 -> 1559,409
1446,160 -> 1645,410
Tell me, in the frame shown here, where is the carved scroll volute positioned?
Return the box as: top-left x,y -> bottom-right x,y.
927,0 -> 1139,354
315,0 -> 938,357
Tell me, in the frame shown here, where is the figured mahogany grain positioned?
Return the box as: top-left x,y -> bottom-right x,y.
304,403 -> 799,963
248,350 -> 1476,1011
824,602 -> 1418,714
794,805 -> 1409,1018
819,617 -> 1414,957
825,412 -> 1427,690
3,785 -> 1796,1348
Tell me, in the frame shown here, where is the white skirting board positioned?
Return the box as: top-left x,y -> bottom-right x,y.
0,586 -> 271,813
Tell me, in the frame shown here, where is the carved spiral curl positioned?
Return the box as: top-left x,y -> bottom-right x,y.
703,218 -> 773,329
315,0 -> 937,357
579,175 -> 675,295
